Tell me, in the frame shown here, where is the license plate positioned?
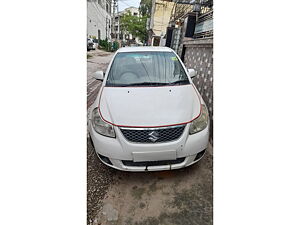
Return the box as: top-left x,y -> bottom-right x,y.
132,150 -> 177,162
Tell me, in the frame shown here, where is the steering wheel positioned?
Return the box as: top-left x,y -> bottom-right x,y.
119,71 -> 139,82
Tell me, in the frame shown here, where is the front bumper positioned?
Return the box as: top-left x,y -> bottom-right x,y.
88,122 -> 209,172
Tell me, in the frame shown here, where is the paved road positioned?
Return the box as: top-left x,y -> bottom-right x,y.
87,49 -> 213,225
87,49 -> 113,109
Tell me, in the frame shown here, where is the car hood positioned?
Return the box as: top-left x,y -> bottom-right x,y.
99,84 -> 201,127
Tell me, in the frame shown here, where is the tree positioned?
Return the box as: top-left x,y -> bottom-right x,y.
120,12 -> 148,43
139,0 -> 152,17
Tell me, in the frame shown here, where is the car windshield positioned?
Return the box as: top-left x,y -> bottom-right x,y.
106,52 -> 190,87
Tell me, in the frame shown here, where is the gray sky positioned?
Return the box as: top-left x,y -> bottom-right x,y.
118,0 -> 140,12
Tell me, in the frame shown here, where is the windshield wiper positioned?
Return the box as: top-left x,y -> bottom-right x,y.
167,80 -> 190,85
116,82 -> 168,87
107,80 -> 190,87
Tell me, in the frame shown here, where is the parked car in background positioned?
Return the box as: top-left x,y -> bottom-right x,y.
88,47 -> 209,171
87,38 -> 93,51
92,39 -> 98,50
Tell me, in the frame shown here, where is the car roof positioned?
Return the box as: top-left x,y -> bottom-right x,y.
117,46 -> 173,53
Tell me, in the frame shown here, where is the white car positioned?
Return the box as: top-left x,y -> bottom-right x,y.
87,38 -> 97,50
88,47 -> 209,171
92,39 -> 98,50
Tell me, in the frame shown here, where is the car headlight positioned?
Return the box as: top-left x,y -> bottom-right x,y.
189,104 -> 209,134
92,108 -> 115,138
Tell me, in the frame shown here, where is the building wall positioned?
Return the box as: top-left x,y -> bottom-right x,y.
87,0 -> 111,40
123,7 -> 139,16
149,0 -> 192,46
150,0 -> 175,37
183,38 -> 213,138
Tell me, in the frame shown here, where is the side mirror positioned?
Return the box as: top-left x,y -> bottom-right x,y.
188,69 -> 196,78
93,71 -> 104,81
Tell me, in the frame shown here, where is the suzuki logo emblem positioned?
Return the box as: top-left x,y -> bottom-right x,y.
148,131 -> 159,142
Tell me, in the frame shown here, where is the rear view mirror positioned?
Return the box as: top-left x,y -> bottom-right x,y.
93,71 -> 104,81
188,69 -> 196,78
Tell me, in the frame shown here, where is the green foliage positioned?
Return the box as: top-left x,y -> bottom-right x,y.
120,12 -> 148,43
112,41 -> 119,51
139,0 -> 152,16
98,39 -> 119,52
99,39 -> 108,51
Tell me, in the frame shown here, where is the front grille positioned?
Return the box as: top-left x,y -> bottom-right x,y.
122,158 -> 185,167
120,125 -> 186,143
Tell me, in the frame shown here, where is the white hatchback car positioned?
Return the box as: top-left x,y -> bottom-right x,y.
88,47 -> 209,171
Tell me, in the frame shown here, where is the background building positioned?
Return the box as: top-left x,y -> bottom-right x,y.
87,0 -> 112,41
148,0 -> 174,46
114,7 -> 141,45
148,0 -> 192,46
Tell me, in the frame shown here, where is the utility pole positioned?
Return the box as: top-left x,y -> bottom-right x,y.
112,0 -> 116,40
112,0 -> 120,41
105,16 -> 108,40
117,0 -> 120,41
